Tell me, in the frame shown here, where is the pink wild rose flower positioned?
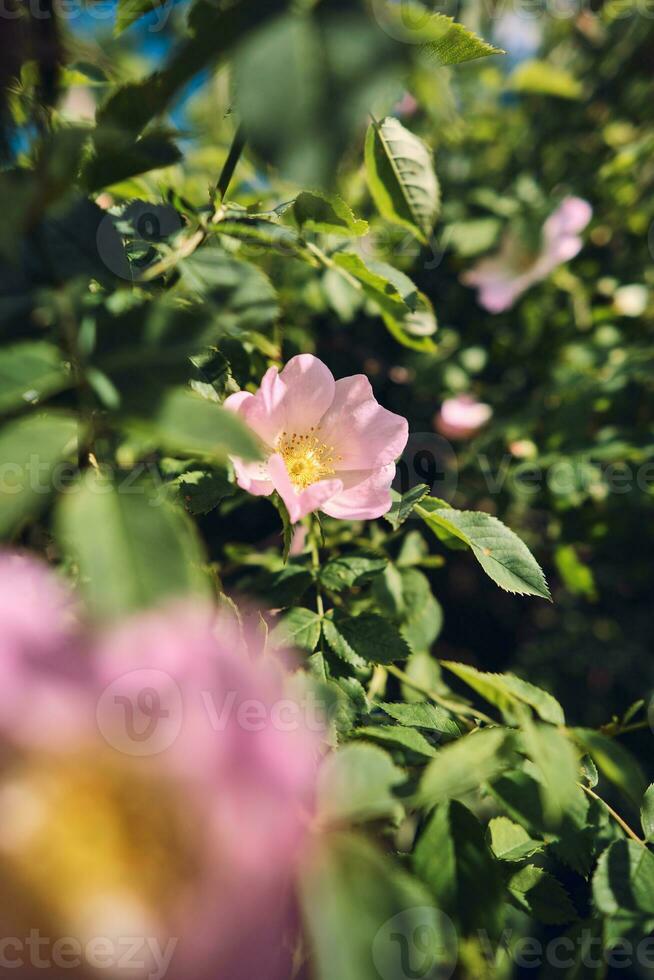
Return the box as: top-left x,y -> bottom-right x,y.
462,196 -> 592,313
435,395 -> 493,441
224,354 -> 409,523
0,552 -> 323,980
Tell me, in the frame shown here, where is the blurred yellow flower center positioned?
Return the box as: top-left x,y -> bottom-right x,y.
277,428 -> 338,491
0,752 -> 197,946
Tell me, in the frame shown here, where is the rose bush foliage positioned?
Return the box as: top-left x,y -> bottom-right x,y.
1,2 -> 653,978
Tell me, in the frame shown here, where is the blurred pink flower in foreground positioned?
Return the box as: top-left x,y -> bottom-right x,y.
0,551 -> 321,980
434,395 -> 493,440
462,196 -> 592,313
225,354 -> 408,523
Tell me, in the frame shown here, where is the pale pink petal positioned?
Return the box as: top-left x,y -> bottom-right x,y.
319,376 -> 409,470
227,358 -> 335,447
276,354 -> 336,434
268,453 -> 342,523
537,233 -> 583,270
234,367 -> 286,446
435,395 -> 492,440
544,196 -> 592,239
232,457 -> 274,496
321,464 -> 396,520
462,257 -> 528,313
463,200 -> 591,313
289,525 -> 308,556
223,390 -> 254,414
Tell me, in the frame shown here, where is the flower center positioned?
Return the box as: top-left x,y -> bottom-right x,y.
277,428 -> 338,491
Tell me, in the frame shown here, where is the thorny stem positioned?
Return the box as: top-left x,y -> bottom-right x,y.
580,783 -> 646,847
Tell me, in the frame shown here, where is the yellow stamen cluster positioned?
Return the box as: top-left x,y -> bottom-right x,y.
277,428 -> 339,491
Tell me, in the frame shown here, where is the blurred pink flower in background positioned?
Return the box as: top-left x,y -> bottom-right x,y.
0,550 -> 322,980
462,196 -> 592,313
0,552 -> 91,749
225,354 -> 408,523
434,395 -> 493,440
394,91 -> 419,118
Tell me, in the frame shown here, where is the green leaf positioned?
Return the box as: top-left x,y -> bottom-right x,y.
554,543 -> 597,599
300,832 -> 453,980
421,12 -> 503,66
175,467 -> 235,516
115,0 -> 164,34
83,128 -> 182,193
441,661 -> 564,725
293,191 -> 368,237
490,767 -> 588,838
397,568 -> 443,653
0,342 -> 71,415
215,215 -> 305,256
365,116 -> 440,245
323,612 -> 410,667
487,816 -> 543,862
398,578 -> 444,639
418,728 -> 518,806
56,469 -> 209,618
418,506 -> 551,599
384,484 -> 430,530
355,725 -> 438,759
377,3 -> 502,66
34,197 -> 126,287
550,826 -> 598,878
132,388 -> 262,461
179,247 -> 279,330
520,718 -> 584,829
0,413 -> 80,539
332,252 -> 436,352
508,865 -> 577,924
319,555 -> 387,592
571,728 -> 647,808
270,607 -> 322,653
99,0 -> 286,136
414,800 -> 505,939
509,59 -> 583,100
641,786 -> 654,842
316,744 -> 404,824
378,701 -> 460,738
251,565 -> 313,607
593,840 -> 654,916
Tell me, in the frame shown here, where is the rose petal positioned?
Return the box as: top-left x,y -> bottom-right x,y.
319,376 -> 408,470
276,354 -> 336,435
232,457 -> 274,496
544,196 -> 592,239
321,464 -> 396,520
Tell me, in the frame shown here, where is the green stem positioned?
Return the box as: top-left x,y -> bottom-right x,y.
214,122 -> 247,203
309,526 -> 324,618
602,719 -> 650,738
141,124 -> 247,282
580,783 -> 646,846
